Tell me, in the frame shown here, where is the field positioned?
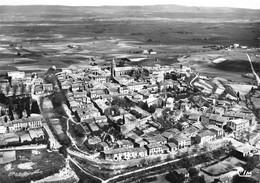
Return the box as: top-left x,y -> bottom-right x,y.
0,5 -> 259,83
202,157 -> 245,176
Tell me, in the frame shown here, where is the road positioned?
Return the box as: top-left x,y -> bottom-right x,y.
68,155 -> 105,183
189,73 -> 199,87
246,53 -> 260,86
0,144 -> 47,151
43,123 -> 62,149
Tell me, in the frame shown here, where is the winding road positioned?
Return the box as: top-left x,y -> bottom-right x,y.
189,73 -> 199,87
246,53 -> 260,86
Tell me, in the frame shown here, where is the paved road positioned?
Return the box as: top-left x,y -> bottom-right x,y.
0,144 -> 47,151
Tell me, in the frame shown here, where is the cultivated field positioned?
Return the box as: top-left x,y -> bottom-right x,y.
0,5 -> 259,83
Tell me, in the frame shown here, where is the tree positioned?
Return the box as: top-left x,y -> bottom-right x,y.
243,156 -> 259,171
189,175 -> 206,183
73,124 -> 85,137
12,84 -> 18,96
149,104 -> 156,113
232,174 -> 258,183
237,92 -> 240,98
31,100 -> 40,114
119,60 -> 125,67
188,167 -> 199,178
21,84 -> 26,95
166,171 -> 185,183
5,85 -> 10,95
51,92 -> 65,107
142,102 -> 149,111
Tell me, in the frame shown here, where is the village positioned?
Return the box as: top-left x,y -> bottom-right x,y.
0,53 -> 260,182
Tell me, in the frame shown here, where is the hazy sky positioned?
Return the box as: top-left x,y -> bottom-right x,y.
0,0 -> 260,9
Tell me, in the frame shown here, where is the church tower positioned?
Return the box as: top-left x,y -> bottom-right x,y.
111,59 -> 116,78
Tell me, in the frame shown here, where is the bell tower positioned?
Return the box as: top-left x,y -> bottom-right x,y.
111,59 -> 116,78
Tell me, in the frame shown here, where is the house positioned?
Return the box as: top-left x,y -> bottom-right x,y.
89,90 -> 106,99
73,91 -> 88,98
166,142 -> 178,153
0,117 -> 7,134
33,78 -> 44,85
209,115 -> 229,127
99,142 -> 110,151
201,113 -> 228,127
233,144 -> 257,159
118,86 -> 129,94
106,87 -> 119,95
162,131 -> 175,142
195,130 -> 216,145
135,139 -> 148,147
171,133 -> 190,149
127,133 -> 142,143
224,111 -> 256,126
127,82 -> 148,92
89,75 -> 108,83
227,119 -> 250,138
7,71 -> 25,79
207,125 -> 224,138
102,147 -> 147,161
60,80 -> 71,90
71,83 -> 81,92
77,108 -> 101,122
178,121 -> 189,131
162,128 -> 181,142
34,85 -> 44,95
144,135 -> 167,145
173,168 -> 189,179
10,115 -> 42,132
117,140 -> 134,148
145,143 -> 167,155
200,113 -> 212,124
180,102 -> 191,111
154,134 -> 167,144
94,116 -> 107,123
113,67 -> 133,77
188,114 -> 200,123
182,126 -> 200,143
42,83 -> 53,92
214,107 -> 225,115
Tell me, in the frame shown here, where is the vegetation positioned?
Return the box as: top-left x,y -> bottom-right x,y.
31,100 -> 41,114
0,149 -> 65,183
111,97 -> 134,109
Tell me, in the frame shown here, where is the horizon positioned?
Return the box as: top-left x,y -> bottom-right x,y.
0,0 -> 260,9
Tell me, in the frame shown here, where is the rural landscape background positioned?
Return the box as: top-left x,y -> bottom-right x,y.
0,5 -> 259,79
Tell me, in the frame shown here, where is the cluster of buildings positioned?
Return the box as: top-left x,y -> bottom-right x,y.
0,71 -> 45,146
0,57 -> 258,163
51,59 -> 258,162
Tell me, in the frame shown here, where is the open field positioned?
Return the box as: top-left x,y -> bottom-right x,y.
0,5 -> 259,83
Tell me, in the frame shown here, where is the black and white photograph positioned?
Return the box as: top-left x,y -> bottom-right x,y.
0,0 -> 260,182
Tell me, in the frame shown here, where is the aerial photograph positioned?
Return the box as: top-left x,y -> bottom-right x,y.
0,0 -> 260,182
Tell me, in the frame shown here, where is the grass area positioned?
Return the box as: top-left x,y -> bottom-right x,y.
202,157 -> 245,176
0,149 -> 65,183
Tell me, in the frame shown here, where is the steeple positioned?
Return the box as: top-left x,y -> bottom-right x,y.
111,59 -> 116,78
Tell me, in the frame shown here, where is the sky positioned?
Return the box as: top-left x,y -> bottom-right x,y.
0,0 -> 260,9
